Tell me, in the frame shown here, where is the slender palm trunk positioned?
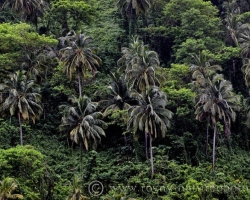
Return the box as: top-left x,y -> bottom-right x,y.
145,132 -> 148,159
43,100 -> 46,120
61,13 -> 69,35
34,16 -> 38,32
206,118 -> 209,159
142,15 -> 149,42
124,135 -> 127,146
129,15 -> 136,38
129,18 -> 133,38
80,142 -> 83,175
212,123 -> 217,171
149,133 -> 154,178
20,12 -> 24,22
143,14 -> 149,28
77,67 -> 82,98
18,111 -> 23,146
233,59 -> 235,77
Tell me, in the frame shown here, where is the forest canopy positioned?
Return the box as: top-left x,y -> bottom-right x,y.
0,0 -> 250,199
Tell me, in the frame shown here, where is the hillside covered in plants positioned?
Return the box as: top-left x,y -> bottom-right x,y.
1,0 -> 250,199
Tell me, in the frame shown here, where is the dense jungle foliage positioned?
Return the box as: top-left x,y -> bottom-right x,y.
1,0 -> 250,199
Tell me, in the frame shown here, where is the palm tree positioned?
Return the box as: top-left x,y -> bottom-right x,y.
66,176 -> 87,200
98,72 -> 131,116
59,95 -> 107,150
223,0 -> 241,46
60,32 -> 102,98
233,22 -> 250,87
127,87 -> 173,178
237,24 -> 250,58
118,36 -> 165,93
222,1 -> 250,82
0,70 -> 43,146
117,36 -> 144,72
223,1 -> 250,84
191,53 -> 222,155
225,14 -> 240,47
125,46 -> 165,92
21,51 -> 46,82
116,0 -> 151,36
241,58 -> 250,86
194,74 -> 241,170
190,53 -> 222,80
2,0 -> 49,24
0,177 -> 23,200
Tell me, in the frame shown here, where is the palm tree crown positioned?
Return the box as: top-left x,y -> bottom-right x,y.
116,0 -> 151,18
118,36 -> 165,93
59,95 -> 107,150
66,176 -> 87,200
0,177 -> 23,200
128,87 -> 173,139
118,36 -> 150,72
0,70 -> 43,123
98,72 -> 131,116
190,53 -> 222,80
2,0 -> 49,22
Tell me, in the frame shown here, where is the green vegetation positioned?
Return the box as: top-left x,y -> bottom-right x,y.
1,0 -> 250,199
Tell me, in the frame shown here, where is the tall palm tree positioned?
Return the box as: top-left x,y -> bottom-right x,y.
59,95 -> 107,150
60,32 -> 102,98
191,53 -> 222,155
0,177 -> 23,200
194,74 -> 241,170
98,72 -> 131,116
0,70 -> 43,146
128,87 -> 173,178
